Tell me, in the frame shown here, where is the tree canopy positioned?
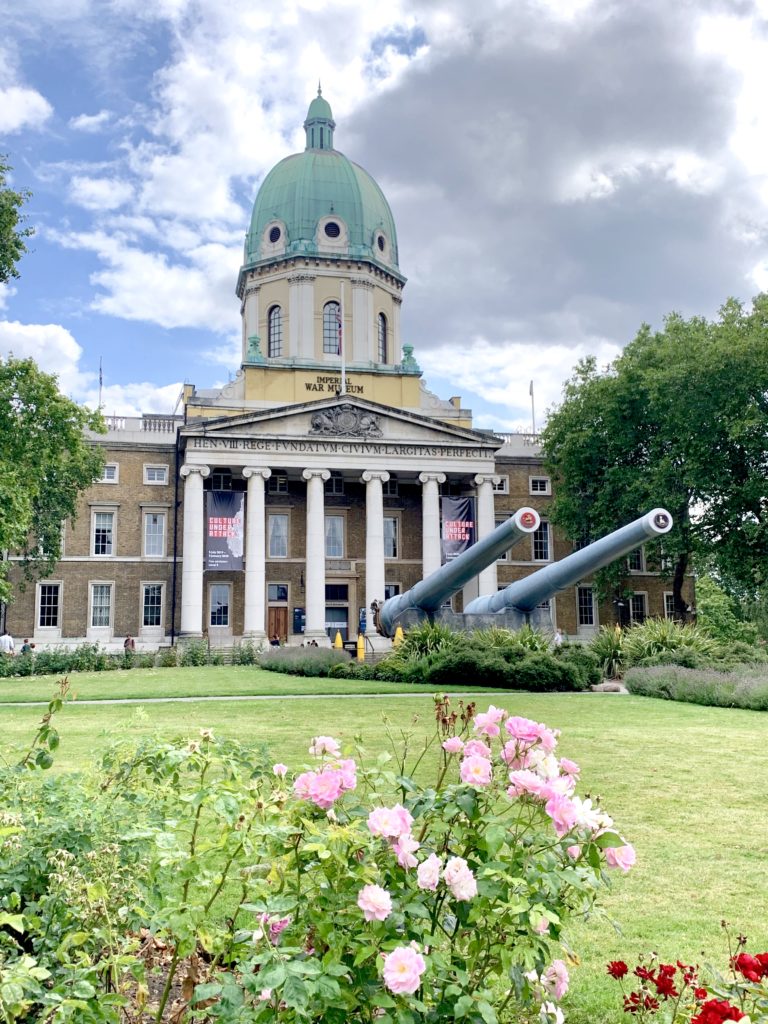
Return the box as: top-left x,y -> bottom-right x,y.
0,157 -> 33,283
540,296 -> 768,617
0,357 -> 105,603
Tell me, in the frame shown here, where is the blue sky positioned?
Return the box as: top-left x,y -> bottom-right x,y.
2,0 -> 768,429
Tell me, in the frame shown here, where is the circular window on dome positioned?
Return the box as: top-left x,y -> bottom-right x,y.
324,221 -> 341,239
377,234 -> 386,252
268,226 -> 281,243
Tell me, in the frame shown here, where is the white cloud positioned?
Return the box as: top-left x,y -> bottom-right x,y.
92,381 -> 184,417
69,109 -> 112,132
0,284 -> 16,313
0,85 -> 53,133
69,175 -> 134,210
0,320 -> 88,396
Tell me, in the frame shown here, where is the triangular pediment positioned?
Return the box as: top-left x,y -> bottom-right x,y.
181,395 -> 500,450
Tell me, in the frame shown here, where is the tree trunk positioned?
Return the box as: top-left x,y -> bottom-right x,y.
672,552 -> 689,622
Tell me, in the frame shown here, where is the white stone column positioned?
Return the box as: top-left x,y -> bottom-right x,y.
288,274 -> 315,359
351,278 -> 374,362
419,472 -> 446,578
243,467 -> 271,640
303,468 -> 330,644
474,473 -> 502,597
243,284 -> 260,359
180,464 -> 210,636
362,470 -> 389,643
392,294 -> 402,360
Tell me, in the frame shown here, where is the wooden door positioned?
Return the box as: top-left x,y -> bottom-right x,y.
268,606 -> 288,642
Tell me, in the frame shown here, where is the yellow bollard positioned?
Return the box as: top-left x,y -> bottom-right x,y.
393,625 -> 404,647
334,630 -> 343,649
357,633 -> 365,662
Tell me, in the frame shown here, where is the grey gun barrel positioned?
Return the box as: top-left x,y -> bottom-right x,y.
464,508 -> 673,615
377,507 -> 541,636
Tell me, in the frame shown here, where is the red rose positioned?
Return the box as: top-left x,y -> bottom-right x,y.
607,960 -> 629,979
694,987 -> 708,1001
732,953 -> 762,983
654,973 -> 678,998
691,998 -> 745,1024
634,966 -> 655,981
755,952 -> 768,975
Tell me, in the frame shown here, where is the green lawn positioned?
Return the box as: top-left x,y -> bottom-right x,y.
3,684 -> 767,1023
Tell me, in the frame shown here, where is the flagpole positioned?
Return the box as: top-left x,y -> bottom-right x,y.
339,281 -> 346,396
99,357 -> 103,410
529,380 -> 536,436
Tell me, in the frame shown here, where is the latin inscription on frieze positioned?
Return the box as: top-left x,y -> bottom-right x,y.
188,437 -> 494,459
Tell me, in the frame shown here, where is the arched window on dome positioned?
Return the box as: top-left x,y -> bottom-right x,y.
378,313 -> 388,363
268,305 -> 283,358
323,302 -> 341,355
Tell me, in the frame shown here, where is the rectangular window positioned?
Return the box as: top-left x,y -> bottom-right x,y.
384,583 -> 401,600
268,584 -> 289,602
529,476 -> 551,495
664,593 -> 675,619
630,593 -> 647,624
144,464 -> 168,484
532,522 -> 550,561
38,583 -> 61,628
627,547 -> 644,572
325,473 -> 344,495
143,512 -> 165,557
210,584 -> 230,627
492,476 -> 509,494
93,511 -> 114,555
383,476 -> 399,496
384,516 -> 399,558
100,463 -> 118,483
325,515 -> 344,558
268,513 -> 288,558
325,584 -> 349,601
577,585 -> 595,626
142,584 -> 163,627
91,584 -> 112,627
268,474 -> 288,494
495,519 -> 509,561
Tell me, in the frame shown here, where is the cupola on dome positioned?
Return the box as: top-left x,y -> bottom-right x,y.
244,89 -> 402,276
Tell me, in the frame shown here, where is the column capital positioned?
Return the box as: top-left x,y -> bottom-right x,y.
474,473 -> 501,487
361,470 -> 390,484
243,466 -> 272,481
244,284 -> 261,297
302,468 -> 330,482
180,464 -> 210,479
419,472 -> 446,485
287,273 -> 316,285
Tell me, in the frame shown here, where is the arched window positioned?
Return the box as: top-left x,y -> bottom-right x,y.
268,305 -> 282,357
323,301 -> 341,354
377,313 -> 388,363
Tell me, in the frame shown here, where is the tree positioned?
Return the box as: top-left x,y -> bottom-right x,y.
0,157 -> 33,282
541,296 -> 768,619
0,357 -> 105,603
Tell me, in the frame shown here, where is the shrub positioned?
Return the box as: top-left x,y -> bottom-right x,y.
231,639 -> 261,664
260,646 -> 350,677
626,664 -> 768,711
156,645 -> 178,667
623,618 -> 722,664
553,643 -> 602,689
422,648 -> 511,688
392,620 -> 465,661
696,574 -> 759,644
507,651 -> 583,692
179,637 -> 209,666
590,625 -> 625,678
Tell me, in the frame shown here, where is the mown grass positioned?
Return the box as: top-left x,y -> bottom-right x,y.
3,687 -> 767,1023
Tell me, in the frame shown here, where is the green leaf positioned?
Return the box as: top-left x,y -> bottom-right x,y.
594,830 -> 624,849
0,912 -> 25,932
70,980 -> 96,999
35,750 -> 54,770
477,1000 -> 498,1024
282,974 -> 309,1009
257,963 -> 287,989
454,994 -> 475,1018
192,982 -> 223,1003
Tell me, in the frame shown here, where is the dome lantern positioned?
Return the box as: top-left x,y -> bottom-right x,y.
304,84 -> 335,151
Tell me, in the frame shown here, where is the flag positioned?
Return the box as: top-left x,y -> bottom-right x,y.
335,303 -> 342,356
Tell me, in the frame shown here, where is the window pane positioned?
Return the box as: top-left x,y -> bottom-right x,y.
101,464 -> 118,482
268,584 -> 289,602
91,584 -> 111,627
323,302 -> 341,354
268,514 -> 288,557
495,520 -> 509,561
39,584 -> 60,627
325,515 -> 344,557
378,313 -> 387,362
93,512 -> 113,555
384,583 -> 401,600
325,584 -> 348,601
384,517 -> 398,558
533,523 -> 549,561
268,305 -> 283,357
145,466 -> 167,483
630,594 -> 647,624
143,584 -> 162,627
210,584 -> 230,626
577,586 -> 594,626
664,594 -> 675,619
627,548 -> 643,571
144,513 -> 165,556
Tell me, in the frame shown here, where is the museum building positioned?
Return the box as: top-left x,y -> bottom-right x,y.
6,92 -> 684,649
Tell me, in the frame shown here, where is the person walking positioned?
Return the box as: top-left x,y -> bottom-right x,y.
0,629 -> 15,656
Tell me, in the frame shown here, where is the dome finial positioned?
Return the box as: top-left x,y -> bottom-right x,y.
304,88 -> 335,151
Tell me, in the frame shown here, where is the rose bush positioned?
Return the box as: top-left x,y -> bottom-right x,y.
0,694 -> 635,1023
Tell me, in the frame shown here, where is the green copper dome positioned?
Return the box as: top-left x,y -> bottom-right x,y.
243,91 -> 402,277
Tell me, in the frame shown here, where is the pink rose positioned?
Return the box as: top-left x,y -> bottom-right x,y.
332,757 -> 357,791
504,716 -> 541,744
501,742 -> 533,768
559,757 -> 580,778
604,842 -> 636,872
272,763 -> 288,777
543,959 -> 569,1001
357,884 -> 393,922
545,793 -> 578,837
367,804 -> 414,839
293,771 -> 315,799
566,845 -> 581,859
308,768 -> 344,809
460,755 -> 493,787
463,739 -> 492,758
382,945 -> 427,995
534,916 -> 550,935
309,735 -> 341,757
507,769 -> 548,798
416,853 -> 442,890
473,713 -> 501,737
393,833 -> 420,869
443,856 -> 477,900
442,737 -> 464,754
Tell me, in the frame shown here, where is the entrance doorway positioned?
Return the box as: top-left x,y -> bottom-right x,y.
325,607 -> 348,643
268,606 -> 288,642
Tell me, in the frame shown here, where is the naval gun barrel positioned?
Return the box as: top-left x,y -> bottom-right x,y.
377,507 -> 541,637
464,508 -> 673,616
